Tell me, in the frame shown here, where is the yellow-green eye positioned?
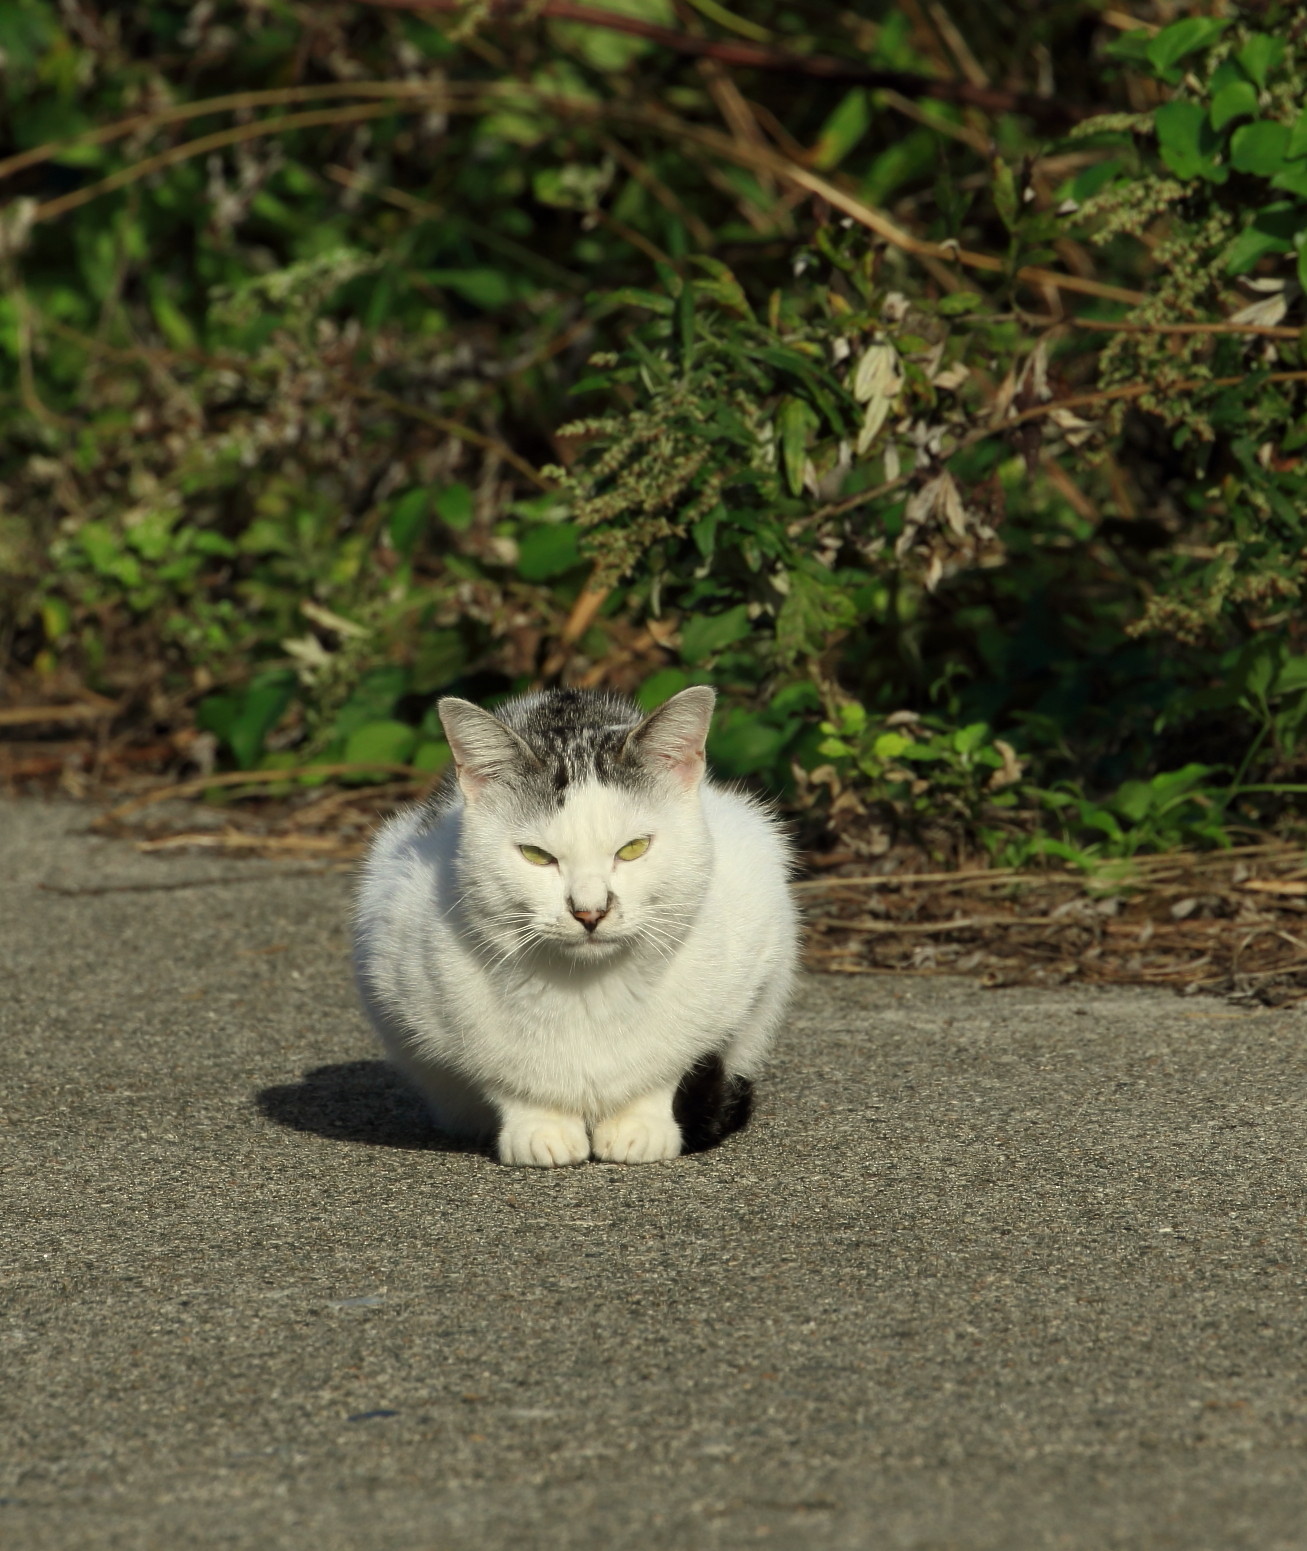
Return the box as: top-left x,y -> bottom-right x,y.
616,836 -> 650,862
519,844 -> 556,866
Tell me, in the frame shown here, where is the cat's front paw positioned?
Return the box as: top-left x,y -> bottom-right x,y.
497,1112 -> 590,1168
592,1106 -> 682,1164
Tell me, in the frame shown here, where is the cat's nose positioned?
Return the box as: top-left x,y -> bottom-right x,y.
570,904 -> 609,933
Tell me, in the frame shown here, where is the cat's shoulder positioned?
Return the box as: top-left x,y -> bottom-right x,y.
701,778 -> 793,863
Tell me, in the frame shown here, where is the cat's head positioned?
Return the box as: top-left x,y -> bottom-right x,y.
437,688 -> 715,962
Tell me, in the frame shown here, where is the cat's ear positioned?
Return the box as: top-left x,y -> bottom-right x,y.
624,686 -> 715,791
437,698 -> 537,800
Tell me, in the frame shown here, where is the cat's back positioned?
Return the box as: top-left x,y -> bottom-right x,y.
696,779 -> 797,951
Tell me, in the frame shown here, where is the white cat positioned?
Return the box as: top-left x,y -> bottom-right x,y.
352,686 -> 798,1167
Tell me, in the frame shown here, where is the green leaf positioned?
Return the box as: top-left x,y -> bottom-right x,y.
388,488 -> 430,556
936,291 -> 984,316
872,731 -> 912,760
1145,17 -> 1230,77
0,6 -> 56,59
532,163 -> 613,212
692,504 -> 721,559
680,605 -> 752,663
551,0 -> 674,69
775,571 -> 857,663
423,268 -> 514,309
411,738 -> 451,774
1274,656 -> 1307,694
517,523 -> 581,580
1207,60 -> 1246,96
193,532 -> 237,558
676,279 -> 695,366
1225,204 -> 1303,273
343,719 -> 418,773
40,597 -> 72,642
1155,101 -> 1226,182
1288,106 -> 1307,161
707,708 -> 787,778
77,522 -> 144,587
595,288 -> 673,316
1229,120 -> 1290,176
636,667 -> 689,711
1209,80 -> 1258,133
150,292 -> 198,351
687,256 -> 752,319
953,722 -> 991,755
196,670 -> 297,770
1270,162 -> 1307,198
435,483 -> 475,532
331,672 -> 408,742
811,89 -> 871,172
991,158 -> 1019,231
1102,29 -> 1152,66
777,397 -> 819,497
412,631 -> 467,696
1236,34 -> 1284,90
1066,159 -> 1124,203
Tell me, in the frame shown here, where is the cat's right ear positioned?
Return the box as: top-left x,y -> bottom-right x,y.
624,685 -> 716,792
437,699 -> 537,801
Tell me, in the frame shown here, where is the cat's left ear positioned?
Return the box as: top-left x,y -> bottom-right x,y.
438,698 -> 538,801
624,686 -> 715,791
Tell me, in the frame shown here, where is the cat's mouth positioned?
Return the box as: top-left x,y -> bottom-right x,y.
561,927 -> 626,952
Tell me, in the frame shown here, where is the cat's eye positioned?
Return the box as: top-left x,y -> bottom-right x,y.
518,844 -> 556,866
616,836 -> 650,862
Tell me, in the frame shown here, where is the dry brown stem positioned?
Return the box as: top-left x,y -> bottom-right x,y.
355,0 -> 1078,124
99,764 -> 425,824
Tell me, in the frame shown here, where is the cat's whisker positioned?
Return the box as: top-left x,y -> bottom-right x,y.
640,916 -> 687,950
483,924 -> 539,975
437,885 -> 474,923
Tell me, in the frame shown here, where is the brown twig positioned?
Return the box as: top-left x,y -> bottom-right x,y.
31,101 -> 425,223
1074,318 -> 1302,341
0,700 -> 119,728
539,571 -> 614,679
355,0 -> 1079,125
340,380 -> 552,488
820,914 -> 1058,934
607,108 -> 1146,305
322,162 -> 586,289
599,136 -> 716,248
98,763 -> 425,824
794,866 -> 1021,891
0,81 -> 482,186
20,73 -> 1126,314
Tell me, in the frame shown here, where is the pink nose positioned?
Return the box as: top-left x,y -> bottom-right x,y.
571,906 -> 608,934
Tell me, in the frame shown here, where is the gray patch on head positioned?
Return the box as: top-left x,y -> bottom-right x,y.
497,689 -> 652,807
424,688 -> 653,820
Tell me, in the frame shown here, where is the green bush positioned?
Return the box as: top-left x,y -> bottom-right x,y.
2,1 -> 1306,860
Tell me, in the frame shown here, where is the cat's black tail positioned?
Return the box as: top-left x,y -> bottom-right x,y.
673,1055 -> 754,1154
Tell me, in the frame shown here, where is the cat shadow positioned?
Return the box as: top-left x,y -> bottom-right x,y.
255,1060 -> 488,1156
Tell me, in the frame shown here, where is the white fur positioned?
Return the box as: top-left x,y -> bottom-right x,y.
352,725 -> 797,1167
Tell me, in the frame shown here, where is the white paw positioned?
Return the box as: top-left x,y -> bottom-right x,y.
592,1112 -> 683,1164
497,1114 -> 590,1168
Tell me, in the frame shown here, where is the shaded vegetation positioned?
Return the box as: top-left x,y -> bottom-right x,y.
2,0 -> 1307,864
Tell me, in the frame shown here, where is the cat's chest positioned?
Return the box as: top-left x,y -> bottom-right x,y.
510,966 -> 660,1031
469,958 -> 713,1060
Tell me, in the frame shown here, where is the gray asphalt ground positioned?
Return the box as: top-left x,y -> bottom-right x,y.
3,798 -> 1307,1550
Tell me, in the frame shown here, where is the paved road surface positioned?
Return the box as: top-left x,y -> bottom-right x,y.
3,799 -> 1306,1549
